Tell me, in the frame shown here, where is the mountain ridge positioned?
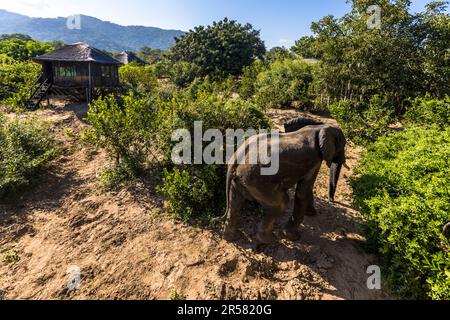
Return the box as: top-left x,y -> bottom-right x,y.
0,9 -> 184,51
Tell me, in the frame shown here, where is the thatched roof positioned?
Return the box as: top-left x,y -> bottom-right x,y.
114,51 -> 146,66
33,43 -> 122,65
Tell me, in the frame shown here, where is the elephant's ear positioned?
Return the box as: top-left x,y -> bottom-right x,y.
319,126 -> 336,168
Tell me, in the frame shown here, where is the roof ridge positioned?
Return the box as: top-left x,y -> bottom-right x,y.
33,43 -> 122,65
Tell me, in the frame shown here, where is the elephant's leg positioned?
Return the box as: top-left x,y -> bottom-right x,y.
284,168 -> 320,241
305,188 -> 318,217
256,192 -> 289,245
223,182 -> 245,242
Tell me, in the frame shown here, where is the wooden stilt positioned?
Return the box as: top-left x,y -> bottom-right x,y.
87,62 -> 92,103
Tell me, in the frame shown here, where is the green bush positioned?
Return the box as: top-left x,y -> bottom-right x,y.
83,94 -> 156,188
154,89 -> 271,161
0,38 -> 52,61
352,126 -> 450,299
405,95 -> 450,128
158,165 -> 224,222
0,56 -> 41,110
238,60 -> 266,99
254,58 -> 313,109
329,95 -> 396,145
98,158 -> 142,190
156,89 -> 270,221
152,59 -> 172,79
0,113 -> 57,197
119,64 -> 158,96
169,61 -> 201,87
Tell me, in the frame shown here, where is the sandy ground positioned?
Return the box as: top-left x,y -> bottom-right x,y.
0,103 -> 391,300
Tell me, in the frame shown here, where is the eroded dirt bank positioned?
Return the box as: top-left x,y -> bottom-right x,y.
0,103 -> 390,300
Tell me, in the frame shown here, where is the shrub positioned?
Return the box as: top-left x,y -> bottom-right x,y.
185,75 -> 237,100
83,94 -> 156,188
156,89 -> 271,221
0,38 -> 52,61
352,126 -> 450,299
0,113 -> 57,197
254,59 -> 313,109
152,59 -> 172,79
169,61 -> 201,87
119,64 -> 158,96
0,57 -> 41,110
329,95 -> 396,145
98,158 -> 142,190
158,165 -> 224,222
154,89 -> 271,161
238,60 -> 266,99
405,94 -> 450,128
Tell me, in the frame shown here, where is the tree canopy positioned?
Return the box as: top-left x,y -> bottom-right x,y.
171,18 -> 266,77
308,0 -> 450,109
0,37 -> 52,61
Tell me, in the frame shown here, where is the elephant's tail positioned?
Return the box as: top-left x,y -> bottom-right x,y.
213,161 -> 237,223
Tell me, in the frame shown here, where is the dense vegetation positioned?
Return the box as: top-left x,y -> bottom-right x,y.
254,59 -> 314,109
0,35 -> 52,110
0,113 -> 57,197
0,0 -> 448,300
352,126 -> 449,299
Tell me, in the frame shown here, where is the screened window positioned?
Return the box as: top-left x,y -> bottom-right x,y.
101,65 -> 113,78
55,65 -> 77,78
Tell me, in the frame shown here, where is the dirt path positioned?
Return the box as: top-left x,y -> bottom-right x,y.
0,103 -> 390,300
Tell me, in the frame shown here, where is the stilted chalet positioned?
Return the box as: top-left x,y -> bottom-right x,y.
26,43 -> 123,110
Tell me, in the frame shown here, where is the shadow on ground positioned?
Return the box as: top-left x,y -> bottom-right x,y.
208,193 -> 386,300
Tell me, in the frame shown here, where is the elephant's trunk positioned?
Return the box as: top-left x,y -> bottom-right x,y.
329,163 -> 342,202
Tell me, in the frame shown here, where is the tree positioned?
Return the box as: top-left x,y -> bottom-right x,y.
0,56 -> 41,109
417,1 -> 450,97
0,34 -> 33,41
306,0 -> 449,110
0,38 -> 52,61
138,46 -> 165,64
291,36 -> 320,59
265,46 -> 294,63
48,40 -> 66,50
255,59 -> 314,109
171,18 -> 266,78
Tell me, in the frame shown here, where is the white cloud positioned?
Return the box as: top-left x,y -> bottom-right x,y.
0,0 -> 80,18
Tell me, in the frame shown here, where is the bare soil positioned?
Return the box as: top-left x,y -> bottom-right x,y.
0,103 -> 391,300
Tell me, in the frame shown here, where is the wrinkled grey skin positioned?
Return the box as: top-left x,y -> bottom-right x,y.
284,117 -> 324,133
284,117 -> 342,202
223,122 -> 347,245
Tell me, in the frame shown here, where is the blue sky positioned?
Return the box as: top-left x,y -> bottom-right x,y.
0,0 -> 439,48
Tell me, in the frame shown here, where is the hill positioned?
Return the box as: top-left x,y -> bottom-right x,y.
0,9 -> 184,51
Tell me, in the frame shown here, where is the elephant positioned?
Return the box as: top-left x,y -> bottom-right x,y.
222,119 -> 347,246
